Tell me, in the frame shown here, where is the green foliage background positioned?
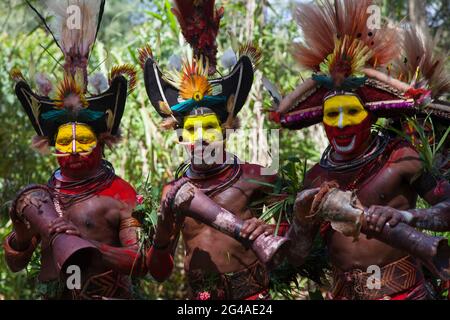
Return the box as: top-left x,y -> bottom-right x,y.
0,0 -> 448,299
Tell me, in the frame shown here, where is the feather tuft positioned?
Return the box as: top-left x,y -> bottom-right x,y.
54,75 -> 87,110
164,56 -> 212,101
109,64 -> 138,94
10,68 -> 25,83
239,42 -> 262,69
160,117 -> 179,130
31,135 -> 51,155
35,73 -> 53,96
40,0 -> 105,88
138,44 -> 154,70
394,25 -> 450,98
172,0 -> 224,74
293,0 -> 399,73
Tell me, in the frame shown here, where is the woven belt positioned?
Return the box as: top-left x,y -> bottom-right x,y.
76,270 -> 132,300
332,255 -> 424,300
188,261 -> 270,300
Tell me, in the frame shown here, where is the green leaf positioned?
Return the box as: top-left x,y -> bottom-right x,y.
145,10 -> 163,21
164,0 -> 178,37
436,126 -> 450,154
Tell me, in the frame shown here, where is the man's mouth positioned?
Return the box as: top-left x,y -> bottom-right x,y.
333,135 -> 356,153
334,134 -> 354,144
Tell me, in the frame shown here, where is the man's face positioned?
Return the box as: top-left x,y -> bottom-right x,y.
55,123 -> 102,174
323,94 -> 372,155
181,113 -> 224,164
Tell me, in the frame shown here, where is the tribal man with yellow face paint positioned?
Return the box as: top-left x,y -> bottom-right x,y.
142,1 -> 290,300
54,123 -> 103,177
322,93 -> 372,157
180,110 -> 225,168
4,0 -> 147,300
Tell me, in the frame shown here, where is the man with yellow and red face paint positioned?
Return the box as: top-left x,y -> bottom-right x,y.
140,0 -> 290,300
271,0 -> 450,300
322,93 -> 372,157
3,0 -> 147,300
54,123 -> 103,177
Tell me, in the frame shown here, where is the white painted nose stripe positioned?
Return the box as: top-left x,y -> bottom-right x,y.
72,122 -> 77,154
338,107 -> 344,129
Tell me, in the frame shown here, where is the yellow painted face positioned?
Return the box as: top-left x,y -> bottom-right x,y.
182,114 -> 223,144
323,95 -> 368,128
55,123 -> 97,154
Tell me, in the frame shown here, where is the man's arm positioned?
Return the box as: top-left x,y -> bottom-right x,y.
3,206 -> 40,272
94,211 -> 148,277
406,174 -> 450,231
146,183 -> 181,282
3,231 -> 39,272
285,167 -> 322,266
287,187 -> 321,266
366,147 -> 450,232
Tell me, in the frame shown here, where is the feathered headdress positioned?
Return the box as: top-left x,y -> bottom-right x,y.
273,0 -> 420,130
394,25 -> 449,121
171,0 -> 224,74
14,0 -> 137,150
140,0 -> 255,130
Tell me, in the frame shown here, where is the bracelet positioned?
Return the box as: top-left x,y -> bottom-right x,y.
119,217 -> 142,230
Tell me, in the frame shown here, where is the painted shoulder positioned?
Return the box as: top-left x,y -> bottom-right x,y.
241,162 -> 278,186
98,176 -> 137,206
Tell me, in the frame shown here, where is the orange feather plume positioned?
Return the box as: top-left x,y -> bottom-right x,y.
109,64 -> 138,94
164,57 -> 212,101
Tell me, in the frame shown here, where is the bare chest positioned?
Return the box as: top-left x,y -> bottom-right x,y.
61,195 -> 123,242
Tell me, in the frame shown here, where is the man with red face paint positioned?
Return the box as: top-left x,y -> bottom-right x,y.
272,0 -> 450,300
3,1 -> 146,299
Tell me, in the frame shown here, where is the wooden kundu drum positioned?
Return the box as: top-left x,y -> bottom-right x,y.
13,185 -> 102,279
171,181 -> 291,269
313,186 -> 450,280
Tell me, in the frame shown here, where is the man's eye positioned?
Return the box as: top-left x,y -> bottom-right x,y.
185,127 -> 194,132
327,112 -> 339,117
348,109 -> 359,115
57,139 -> 71,145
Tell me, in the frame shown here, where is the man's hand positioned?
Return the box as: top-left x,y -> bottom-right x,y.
294,188 -> 320,225
9,209 -> 35,250
365,205 -> 411,233
240,218 -> 274,241
48,217 -> 81,236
